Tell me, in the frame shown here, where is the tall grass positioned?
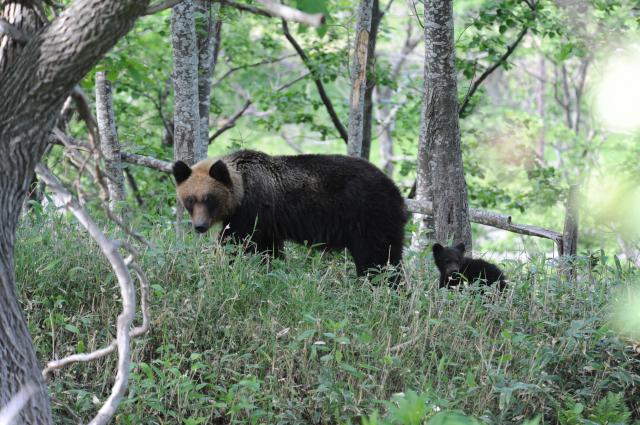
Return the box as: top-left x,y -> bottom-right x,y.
15,212 -> 640,424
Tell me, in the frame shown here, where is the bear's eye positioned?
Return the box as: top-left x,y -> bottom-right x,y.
184,196 -> 196,210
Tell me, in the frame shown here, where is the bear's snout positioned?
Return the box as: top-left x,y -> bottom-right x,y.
194,224 -> 209,233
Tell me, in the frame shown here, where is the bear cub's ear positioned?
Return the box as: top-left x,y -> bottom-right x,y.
209,160 -> 232,186
173,160 -> 192,185
432,243 -> 444,257
454,242 -> 466,254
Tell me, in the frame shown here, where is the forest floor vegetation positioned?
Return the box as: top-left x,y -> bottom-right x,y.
16,212 -> 640,424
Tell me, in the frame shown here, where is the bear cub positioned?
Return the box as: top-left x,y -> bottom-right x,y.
432,242 -> 506,290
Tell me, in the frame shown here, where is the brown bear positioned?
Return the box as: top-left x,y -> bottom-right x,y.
172,150 -> 407,278
432,242 -> 506,290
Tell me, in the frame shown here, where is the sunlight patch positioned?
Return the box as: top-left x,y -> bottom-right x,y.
595,44 -> 640,133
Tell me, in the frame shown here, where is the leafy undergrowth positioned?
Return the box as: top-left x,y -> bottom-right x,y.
15,213 -> 640,424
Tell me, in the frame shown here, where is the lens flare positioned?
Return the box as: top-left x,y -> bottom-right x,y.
595,45 -> 640,133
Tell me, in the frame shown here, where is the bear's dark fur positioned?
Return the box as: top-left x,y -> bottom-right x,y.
432,242 -> 506,290
172,150 -> 407,278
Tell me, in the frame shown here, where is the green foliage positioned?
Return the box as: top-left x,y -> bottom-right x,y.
16,213 -> 640,424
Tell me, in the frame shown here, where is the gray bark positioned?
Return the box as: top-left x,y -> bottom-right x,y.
171,0 -> 201,165
406,199 -> 563,252
562,185 -> 579,256
360,0 -> 381,160
194,1 -> 221,155
0,0 -> 150,423
0,2 -> 43,74
414,0 -> 472,251
95,71 -> 127,210
536,54 -> 545,160
347,0 -> 374,158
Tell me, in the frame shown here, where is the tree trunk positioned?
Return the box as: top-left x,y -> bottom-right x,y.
536,54 -> 545,160
0,1 -> 149,422
171,0 -> 201,166
95,71 -> 127,211
561,183 -> 580,278
414,0 -> 472,251
347,0 -> 377,159
360,0 -> 381,160
194,0 -> 221,156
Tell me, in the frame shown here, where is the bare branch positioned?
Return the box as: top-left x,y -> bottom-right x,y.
212,53 -> 296,87
121,151 -> 173,172
459,25 -> 529,116
254,0 -> 324,27
145,0 -> 184,15
71,86 -> 100,146
35,164 -> 145,425
209,71 -> 310,143
221,0 -> 325,27
0,384 -> 38,425
0,18 -> 32,43
282,19 -> 349,144
406,198 -> 563,249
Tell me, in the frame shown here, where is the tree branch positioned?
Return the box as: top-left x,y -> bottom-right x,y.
145,0 -> 326,27
212,53 -> 296,87
35,164 -> 150,425
208,71 -> 310,143
406,198 -> 563,249
0,18 -> 32,43
281,19 -> 349,144
145,0 -> 184,15
121,151 -> 173,172
458,25 -> 529,116
253,0 -> 324,27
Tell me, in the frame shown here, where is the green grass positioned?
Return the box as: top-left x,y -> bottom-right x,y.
15,212 -> 640,424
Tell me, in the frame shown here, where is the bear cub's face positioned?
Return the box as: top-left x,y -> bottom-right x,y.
172,159 -> 234,233
432,242 -> 466,284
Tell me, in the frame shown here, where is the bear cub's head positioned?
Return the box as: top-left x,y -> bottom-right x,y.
172,159 -> 240,233
432,242 -> 466,284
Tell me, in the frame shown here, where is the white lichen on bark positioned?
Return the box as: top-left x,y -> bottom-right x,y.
412,0 -> 472,252
171,0 -> 201,165
95,71 -> 126,211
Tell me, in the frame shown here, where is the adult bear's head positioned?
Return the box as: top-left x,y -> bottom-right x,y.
172,158 -> 244,233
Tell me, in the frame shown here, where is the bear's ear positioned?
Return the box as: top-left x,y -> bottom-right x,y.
432,243 -> 444,257
209,160 -> 232,186
172,160 -> 192,185
454,242 -> 466,254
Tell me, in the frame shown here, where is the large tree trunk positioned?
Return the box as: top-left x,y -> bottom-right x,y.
414,0 -> 472,251
347,0 -> 379,159
172,0 -> 202,165
194,0 -> 221,153
0,1 -> 149,422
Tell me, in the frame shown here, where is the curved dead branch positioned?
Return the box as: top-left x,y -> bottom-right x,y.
35,164 -> 150,425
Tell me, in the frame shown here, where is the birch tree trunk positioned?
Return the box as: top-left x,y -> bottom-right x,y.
194,0 -> 221,155
95,71 -> 127,211
0,1 -> 149,422
172,0 -> 201,166
413,0 -> 472,251
360,0 -> 381,160
347,0 -> 377,158
536,54 -> 546,160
